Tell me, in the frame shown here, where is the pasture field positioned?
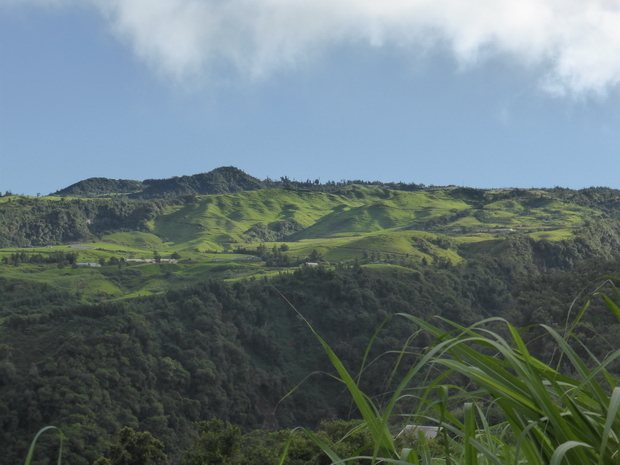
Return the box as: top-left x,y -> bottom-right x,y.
0,186 -> 605,300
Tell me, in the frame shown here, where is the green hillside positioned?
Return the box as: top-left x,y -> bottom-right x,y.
6,174 -> 620,463
150,186 -> 600,248
1,184 -> 618,301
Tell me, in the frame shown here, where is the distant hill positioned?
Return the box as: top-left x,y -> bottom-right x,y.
139,166 -> 265,198
51,166 -> 265,199
50,166 -> 429,199
52,177 -> 144,197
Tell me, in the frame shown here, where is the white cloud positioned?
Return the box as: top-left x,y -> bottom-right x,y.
9,0 -> 620,95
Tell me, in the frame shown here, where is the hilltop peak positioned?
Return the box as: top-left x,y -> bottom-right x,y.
140,166 -> 265,197
51,166 -> 265,198
51,177 -> 144,197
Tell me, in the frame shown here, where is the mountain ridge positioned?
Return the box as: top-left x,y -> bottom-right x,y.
50,166 -> 265,199
49,166 -> 428,199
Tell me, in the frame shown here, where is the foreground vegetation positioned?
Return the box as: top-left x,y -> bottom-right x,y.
23,276 -> 620,464
302,277 -> 620,464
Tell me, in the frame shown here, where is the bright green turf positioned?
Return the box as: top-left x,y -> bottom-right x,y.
102,231 -> 165,249
0,186 -> 605,300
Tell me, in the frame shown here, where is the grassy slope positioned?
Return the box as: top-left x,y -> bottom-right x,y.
0,187 -> 604,300
102,231 -> 165,249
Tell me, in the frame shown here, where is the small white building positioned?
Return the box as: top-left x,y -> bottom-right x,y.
396,425 -> 442,440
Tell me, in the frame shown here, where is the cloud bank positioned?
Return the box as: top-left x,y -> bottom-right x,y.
9,0 -> 620,95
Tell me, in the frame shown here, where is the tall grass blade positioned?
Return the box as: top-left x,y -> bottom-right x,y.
415,430 -> 432,465
601,293 -> 620,322
598,386 -> 620,465
549,441 -> 593,465
24,426 -> 63,465
398,448 -> 419,465
301,428 -> 346,464
276,290 -> 396,460
282,276 -> 620,465
463,403 -> 477,465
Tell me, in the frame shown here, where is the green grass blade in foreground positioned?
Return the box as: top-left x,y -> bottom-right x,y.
413,431 -> 431,465
398,447 -> 420,465
357,314 -> 396,384
274,371 -> 343,414
291,277 -> 620,465
549,441 -> 594,465
463,402 -> 477,465
311,325 -> 396,458
568,276 -> 620,335
598,387 -> 620,464
24,426 -> 63,465
394,314 -> 607,464
601,293 -> 620,323
276,290 -> 396,460
300,428 -> 345,464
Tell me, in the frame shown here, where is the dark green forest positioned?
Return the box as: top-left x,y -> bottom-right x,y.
0,196 -> 186,248
4,254 -> 620,463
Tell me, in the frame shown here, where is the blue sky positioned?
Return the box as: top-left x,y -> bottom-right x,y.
2,0 -> 620,196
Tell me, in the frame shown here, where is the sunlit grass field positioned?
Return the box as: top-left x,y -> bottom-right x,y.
0,187 -> 602,301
